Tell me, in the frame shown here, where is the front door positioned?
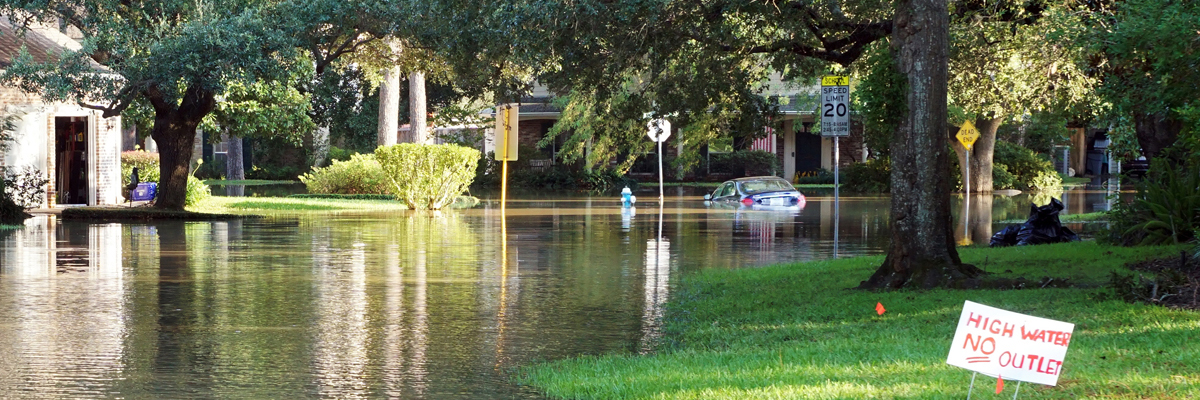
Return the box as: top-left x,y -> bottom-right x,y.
794,130 -> 822,174
55,117 -> 89,205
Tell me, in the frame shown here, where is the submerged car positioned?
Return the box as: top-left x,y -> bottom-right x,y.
704,176 -> 806,208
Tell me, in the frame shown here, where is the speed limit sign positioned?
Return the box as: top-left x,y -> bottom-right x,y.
821,76 -> 850,137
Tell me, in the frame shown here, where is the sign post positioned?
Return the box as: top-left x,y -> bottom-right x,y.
647,118 -> 671,203
956,121 -> 980,241
956,120 -> 980,194
821,76 -> 849,257
947,301 -> 1075,397
495,104 -> 519,210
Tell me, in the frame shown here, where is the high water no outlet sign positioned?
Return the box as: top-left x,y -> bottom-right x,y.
946,301 -> 1075,386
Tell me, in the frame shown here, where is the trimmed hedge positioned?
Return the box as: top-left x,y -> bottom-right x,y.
706,150 -> 779,177
121,151 -> 161,186
299,153 -> 391,195
375,143 -> 480,210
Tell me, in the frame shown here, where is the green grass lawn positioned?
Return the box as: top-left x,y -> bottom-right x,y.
202,179 -> 298,186
998,212 -> 1110,224
1061,176 -> 1092,187
189,196 -> 409,213
519,242 -> 1199,399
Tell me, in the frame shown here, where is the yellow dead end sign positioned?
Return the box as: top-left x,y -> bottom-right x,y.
957,120 -> 981,151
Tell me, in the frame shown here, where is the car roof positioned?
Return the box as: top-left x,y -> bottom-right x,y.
730,176 -> 787,182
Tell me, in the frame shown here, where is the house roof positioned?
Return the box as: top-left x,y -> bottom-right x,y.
0,16 -> 92,69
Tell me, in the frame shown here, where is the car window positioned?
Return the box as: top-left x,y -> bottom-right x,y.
739,179 -> 794,195
714,183 -> 735,198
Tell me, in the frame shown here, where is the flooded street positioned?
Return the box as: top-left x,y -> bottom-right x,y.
0,189 -> 1121,398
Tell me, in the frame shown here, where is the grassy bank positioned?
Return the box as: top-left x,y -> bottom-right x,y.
189,196 -> 410,213
203,179 -> 298,186
520,242 -> 1199,399
998,211 -> 1110,224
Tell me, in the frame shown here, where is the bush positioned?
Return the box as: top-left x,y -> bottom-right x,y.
706,150 -> 779,177
794,168 -> 840,185
1103,157 -> 1200,246
841,158 -> 891,193
185,175 -> 210,207
991,163 -> 1017,191
993,142 -> 1061,191
300,153 -> 391,195
375,143 -> 480,210
2,166 -> 48,208
1,170 -> 35,225
327,146 -> 357,163
121,151 -> 161,186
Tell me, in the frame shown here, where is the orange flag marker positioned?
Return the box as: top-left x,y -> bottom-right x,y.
995,374 -> 1004,394
875,302 -> 886,315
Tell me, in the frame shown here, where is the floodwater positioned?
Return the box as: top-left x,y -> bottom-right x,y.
0,187 -> 1122,399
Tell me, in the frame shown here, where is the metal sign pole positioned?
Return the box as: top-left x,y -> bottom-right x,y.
965,146 -> 970,240
967,372 -> 977,400
501,106 -> 509,213
658,139 -> 664,203
834,136 -> 840,258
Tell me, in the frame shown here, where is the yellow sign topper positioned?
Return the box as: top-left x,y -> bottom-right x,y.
957,120 -> 981,150
821,75 -> 850,86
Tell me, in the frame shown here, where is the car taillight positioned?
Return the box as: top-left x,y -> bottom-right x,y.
742,197 -> 755,206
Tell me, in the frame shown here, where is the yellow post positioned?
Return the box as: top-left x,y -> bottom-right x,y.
500,106 -> 509,212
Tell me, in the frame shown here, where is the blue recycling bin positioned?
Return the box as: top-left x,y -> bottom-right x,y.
131,182 -> 157,201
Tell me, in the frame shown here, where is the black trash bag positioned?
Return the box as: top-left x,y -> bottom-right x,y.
989,198 -> 1080,247
989,225 -> 1022,247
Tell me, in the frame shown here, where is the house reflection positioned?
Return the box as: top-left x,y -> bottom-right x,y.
0,217 -> 127,395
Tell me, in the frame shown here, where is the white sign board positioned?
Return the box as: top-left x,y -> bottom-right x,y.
820,76 -> 850,137
646,119 -> 671,142
946,301 -> 1075,386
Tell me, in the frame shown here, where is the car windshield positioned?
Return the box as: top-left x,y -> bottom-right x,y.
738,179 -> 794,195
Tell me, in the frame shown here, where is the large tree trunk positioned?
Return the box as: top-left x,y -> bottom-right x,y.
409,71 -> 428,144
312,125 -> 330,168
1134,111 -> 1181,161
859,0 -> 981,289
224,133 -> 245,181
378,65 -> 402,147
951,116 -> 1002,193
147,85 -> 215,211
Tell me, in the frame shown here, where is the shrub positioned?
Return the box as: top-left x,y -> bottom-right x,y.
841,158 -> 891,193
794,168 -> 841,185
0,170 -> 33,224
991,163 -> 1017,190
300,153 -> 391,195
185,175 -> 210,207
1104,158 -> 1200,246
375,143 -> 480,210
706,150 -> 779,177
121,151 -> 161,186
993,142 -> 1061,191
327,146 -> 357,163
2,166 -> 48,208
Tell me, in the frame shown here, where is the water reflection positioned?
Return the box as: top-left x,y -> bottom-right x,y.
640,206 -> 670,353
0,218 -> 126,398
0,190 -> 1123,398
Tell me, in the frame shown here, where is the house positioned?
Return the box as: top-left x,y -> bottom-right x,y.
0,17 -> 123,207
483,76 -> 868,182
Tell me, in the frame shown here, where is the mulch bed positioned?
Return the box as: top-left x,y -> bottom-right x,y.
1119,250 -> 1200,310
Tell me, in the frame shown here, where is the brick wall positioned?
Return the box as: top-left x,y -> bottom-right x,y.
0,86 -> 123,207
94,115 -> 121,205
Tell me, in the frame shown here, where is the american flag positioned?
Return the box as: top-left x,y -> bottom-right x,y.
750,130 -> 777,152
